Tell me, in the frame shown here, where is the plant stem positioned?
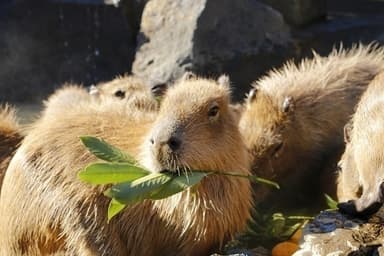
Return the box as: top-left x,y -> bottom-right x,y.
193,170 -> 280,189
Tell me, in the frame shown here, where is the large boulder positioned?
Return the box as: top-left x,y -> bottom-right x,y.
259,0 -> 326,26
132,0 -> 292,100
0,0 -> 136,103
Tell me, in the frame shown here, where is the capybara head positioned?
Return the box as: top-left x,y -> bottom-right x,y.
239,86 -> 294,179
90,76 -> 148,99
338,72 -> 384,217
141,74 -> 249,174
91,75 -> 167,99
90,75 -> 165,111
336,121 -> 362,203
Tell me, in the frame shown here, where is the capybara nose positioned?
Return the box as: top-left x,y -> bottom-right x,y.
338,199 -> 383,218
167,136 -> 181,152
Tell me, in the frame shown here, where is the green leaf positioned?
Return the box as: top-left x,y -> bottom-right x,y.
78,163 -> 150,184
80,136 -> 136,163
325,193 -> 338,210
151,172 -> 210,200
250,176 -> 280,189
205,171 -> 280,189
271,213 -> 286,236
104,173 -> 173,205
107,199 -> 126,222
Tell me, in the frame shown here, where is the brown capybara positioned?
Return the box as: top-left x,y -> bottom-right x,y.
0,78 -> 159,193
338,72 -> 384,216
336,120 -> 361,204
0,105 -> 22,189
239,44 -> 384,210
90,75 -> 165,112
0,75 -> 252,255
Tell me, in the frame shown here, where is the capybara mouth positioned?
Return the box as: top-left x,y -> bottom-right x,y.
159,167 -> 188,175
338,200 -> 383,218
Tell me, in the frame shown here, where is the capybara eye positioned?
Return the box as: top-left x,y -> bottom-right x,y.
114,90 -> 126,99
208,105 -> 219,118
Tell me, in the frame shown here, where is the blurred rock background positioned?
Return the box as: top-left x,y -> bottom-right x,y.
1,0 -> 384,108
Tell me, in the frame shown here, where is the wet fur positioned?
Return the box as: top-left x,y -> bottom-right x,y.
0,76 -> 252,255
239,44 -> 384,208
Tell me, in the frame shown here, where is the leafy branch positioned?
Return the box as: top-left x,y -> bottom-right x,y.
78,136 -> 279,221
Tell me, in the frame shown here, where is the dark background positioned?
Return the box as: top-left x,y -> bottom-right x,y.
1,0 -> 384,103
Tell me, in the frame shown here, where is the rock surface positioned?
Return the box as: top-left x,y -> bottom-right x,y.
0,0 -> 135,103
260,0 -> 326,26
294,210 -> 384,256
132,0 -> 292,100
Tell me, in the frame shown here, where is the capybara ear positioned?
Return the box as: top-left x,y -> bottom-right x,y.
282,96 -> 293,113
343,121 -> 353,143
247,87 -> 258,103
181,71 -> 196,81
217,75 -> 230,89
88,85 -> 99,96
151,83 -> 168,97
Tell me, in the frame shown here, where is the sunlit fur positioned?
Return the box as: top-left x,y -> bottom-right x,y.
94,75 -> 159,112
0,76 -> 252,255
239,44 -> 384,205
0,105 -> 22,189
337,72 -> 384,212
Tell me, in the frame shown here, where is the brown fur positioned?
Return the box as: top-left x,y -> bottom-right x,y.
92,75 -> 159,112
0,76 -> 252,255
239,44 -> 384,208
0,105 -> 22,190
337,72 -> 384,214
0,78 -> 156,193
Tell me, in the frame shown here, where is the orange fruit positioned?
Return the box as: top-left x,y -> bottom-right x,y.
289,228 -> 302,244
271,241 -> 299,256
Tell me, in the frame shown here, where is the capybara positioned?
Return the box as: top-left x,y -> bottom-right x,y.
338,72 -> 384,216
0,77 -> 159,193
90,75 -> 164,112
0,75 -> 252,255
239,44 -> 384,209
0,105 -> 22,189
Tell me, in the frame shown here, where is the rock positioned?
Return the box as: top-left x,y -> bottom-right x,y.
293,210 -> 384,256
120,0 -> 149,41
132,0 -> 292,101
259,0 -> 326,26
211,246 -> 270,256
0,0 -> 136,103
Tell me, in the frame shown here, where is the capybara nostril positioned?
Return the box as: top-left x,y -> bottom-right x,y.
149,138 -> 154,145
167,136 -> 181,152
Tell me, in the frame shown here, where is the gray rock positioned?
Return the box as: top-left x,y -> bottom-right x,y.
293,210 -> 384,256
259,0 -> 326,26
211,246 -> 270,256
0,0 -> 136,103
132,0 -> 292,100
